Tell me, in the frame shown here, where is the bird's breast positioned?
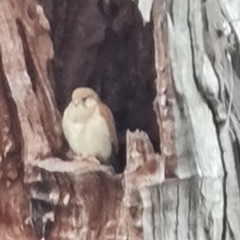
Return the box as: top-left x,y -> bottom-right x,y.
62,111 -> 112,160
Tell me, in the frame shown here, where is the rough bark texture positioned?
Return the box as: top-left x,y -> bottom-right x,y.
26,131 -> 163,240
1,0 -> 240,240
160,0 -> 240,239
0,0 -> 61,239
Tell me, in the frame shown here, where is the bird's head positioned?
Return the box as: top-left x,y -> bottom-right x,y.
66,87 -> 101,122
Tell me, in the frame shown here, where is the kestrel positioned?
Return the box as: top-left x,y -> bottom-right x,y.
62,87 -> 118,167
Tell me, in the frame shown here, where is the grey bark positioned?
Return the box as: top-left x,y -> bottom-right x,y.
140,0 -> 240,239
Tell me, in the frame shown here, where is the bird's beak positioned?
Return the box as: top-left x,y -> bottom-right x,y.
72,99 -> 80,106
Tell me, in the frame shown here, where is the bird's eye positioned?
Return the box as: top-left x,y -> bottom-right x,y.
72,100 -> 79,106
83,97 -> 88,102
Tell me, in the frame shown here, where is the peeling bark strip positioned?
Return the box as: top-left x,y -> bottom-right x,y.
0,48 -> 23,178
0,0 -> 61,164
152,0 -> 176,178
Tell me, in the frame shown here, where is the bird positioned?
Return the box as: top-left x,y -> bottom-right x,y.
62,87 -> 119,170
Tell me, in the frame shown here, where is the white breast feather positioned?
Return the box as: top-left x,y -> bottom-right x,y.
62,108 -> 112,160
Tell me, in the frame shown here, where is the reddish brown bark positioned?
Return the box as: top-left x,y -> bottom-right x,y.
0,0 -> 166,240
0,0 -> 61,238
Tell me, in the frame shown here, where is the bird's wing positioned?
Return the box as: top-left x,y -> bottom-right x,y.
99,103 -> 118,154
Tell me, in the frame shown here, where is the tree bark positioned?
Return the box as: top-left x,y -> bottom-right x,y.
151,0 -> 240,239
0,0 -> 61,239
0,0 -> 240,240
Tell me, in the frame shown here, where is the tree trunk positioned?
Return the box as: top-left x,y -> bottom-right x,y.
0,0 -> 240,240
0,0 -> 61,239
157,0 -> 240,239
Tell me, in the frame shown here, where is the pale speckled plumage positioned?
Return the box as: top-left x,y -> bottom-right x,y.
62,87 -> 118,163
